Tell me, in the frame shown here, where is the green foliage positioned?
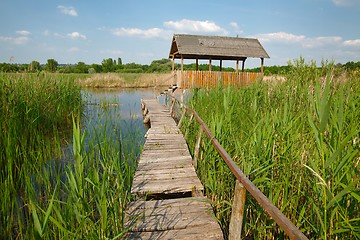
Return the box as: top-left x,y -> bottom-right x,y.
0,73 -> 82,238
102,58 -> 116,73
0,73 -> 141,238
45,59 -> 58,72
29,60 -> 41,72
179,59 -> 360,239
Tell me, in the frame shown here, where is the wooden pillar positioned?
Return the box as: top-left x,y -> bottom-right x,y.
220,59 -> 223,71
181,55 -> 184,71
209,58 -> 212,72
172,55 -> 175,72
241,59 -> 245,72
229,180 -> 247,240
196,58 -> 199,71
236,60 -> 239,73
260,58 -> 264,74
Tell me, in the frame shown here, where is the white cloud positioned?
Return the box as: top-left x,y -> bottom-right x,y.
257,32 -> 306,43
57,5 -> 78,17
229,22 -> 243,35
112,27 -> 169,38
164,19 -> 228,35
67,32 -> 87,40
303,36 -> 343,48
16,30 -> 31,36
343,39 -> 360,47
0,36 -> 30,44
257,32 -> 344,49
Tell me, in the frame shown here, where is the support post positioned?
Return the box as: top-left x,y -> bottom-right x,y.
209,58 -> 212,72
242,59 -> 245,72
172,55 -> 175,72
196,58 -> 199,71
193,126 -> 203,170
229,180 -> 247,240
177,108 -> 187,128
181,55 -> 184,72
220,59 -> 223,72
236,60 -> 239,73
260,57 -> 264,75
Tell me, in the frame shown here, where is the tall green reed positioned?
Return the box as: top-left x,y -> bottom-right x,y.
181,59 -> 359,239
0,73 -> 82,238
25,93 -> 142,239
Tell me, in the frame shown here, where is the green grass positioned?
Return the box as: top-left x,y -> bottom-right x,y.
179,59 -> 360,239
0,73 -> 142,238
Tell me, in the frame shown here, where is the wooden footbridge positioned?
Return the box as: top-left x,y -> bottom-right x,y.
125,98 -> 224,239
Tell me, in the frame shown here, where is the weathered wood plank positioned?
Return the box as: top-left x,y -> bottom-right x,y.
127,99 -> 223,239
126,197 -> 221,233
131,177 -> 203,196
126,225 -> 223,240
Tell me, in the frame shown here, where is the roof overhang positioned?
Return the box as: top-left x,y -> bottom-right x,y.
169,34 -> 269,61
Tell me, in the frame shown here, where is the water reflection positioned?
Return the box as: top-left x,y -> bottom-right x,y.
82,88 -> 161,145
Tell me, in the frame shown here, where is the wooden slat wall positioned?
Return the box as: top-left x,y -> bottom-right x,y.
178,70 -> 263,89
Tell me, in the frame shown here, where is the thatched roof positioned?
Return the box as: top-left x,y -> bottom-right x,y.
169,34 -> 269,61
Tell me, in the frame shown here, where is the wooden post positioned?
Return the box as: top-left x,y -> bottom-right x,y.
193,126 -> 203,170
209,58 -> 212,72
241,59 -> 245,72
229,180 -> 247,240
236,60 -> 239,73
220,59 -> 223,72
184,113 -> 194,139
177,108 -> 186,128
170,98 -> 176,117
260,58 -> 264,74
181,55 -> 184,72
196,58 -> 199,71
172,55 -> 175,72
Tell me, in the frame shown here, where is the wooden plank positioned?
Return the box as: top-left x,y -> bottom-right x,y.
126,225 -> 223,240
126,197 -> 221,232
131,178 -> 203,196
137,155 -> 193,164
127,99 -> 223,239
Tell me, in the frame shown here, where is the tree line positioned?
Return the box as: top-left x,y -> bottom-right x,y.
1,58 -> 360,75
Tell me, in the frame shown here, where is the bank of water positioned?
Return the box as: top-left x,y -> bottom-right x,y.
7,87 -> 163,238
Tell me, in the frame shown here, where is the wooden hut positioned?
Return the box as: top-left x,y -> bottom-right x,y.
169,34 -> 270,88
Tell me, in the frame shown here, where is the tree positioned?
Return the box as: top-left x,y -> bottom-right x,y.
74,62 -> 88,73
101,58 -> 115,72
45,59 -> 58,72
29,60 -> 40,72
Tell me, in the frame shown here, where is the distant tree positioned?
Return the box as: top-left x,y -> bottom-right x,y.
74,62 -> 88,73
118,57 -> 122,66
101,58 -> 115,72
147,58 -> 172,73
90,64 -> 102,73
29,60 -> 40,72
88,68 -> 96,74
45,59 -> 58,72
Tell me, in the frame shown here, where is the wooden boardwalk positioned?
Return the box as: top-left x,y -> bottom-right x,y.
125,98 -> 223,239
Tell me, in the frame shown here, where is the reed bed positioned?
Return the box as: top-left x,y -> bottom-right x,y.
180,59 -> 360,239
0,73 -> 142,238
79,73 -> 173,88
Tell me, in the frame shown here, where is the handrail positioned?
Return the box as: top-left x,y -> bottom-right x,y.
165,93 -> 308,240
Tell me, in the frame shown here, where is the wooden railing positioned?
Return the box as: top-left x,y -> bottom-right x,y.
175,70 -> 263,89
165,93 -> 308,240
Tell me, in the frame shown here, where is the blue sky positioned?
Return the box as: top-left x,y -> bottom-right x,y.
1,0 -> 359,68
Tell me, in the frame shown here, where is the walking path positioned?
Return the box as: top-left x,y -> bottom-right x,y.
125,98 -> 223,239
